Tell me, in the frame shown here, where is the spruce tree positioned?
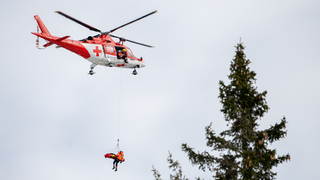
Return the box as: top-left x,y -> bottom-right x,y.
182,43 -> 290,179
153,43 -> 290,180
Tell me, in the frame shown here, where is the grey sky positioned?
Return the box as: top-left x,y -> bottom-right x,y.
1,0 -> 320,179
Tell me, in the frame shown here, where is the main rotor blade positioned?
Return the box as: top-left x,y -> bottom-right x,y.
110,34 -> 154,48
109,10 -> 157,33
55,11 -> 102,33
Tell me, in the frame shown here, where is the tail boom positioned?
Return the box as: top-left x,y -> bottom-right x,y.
32,15 -> 90,59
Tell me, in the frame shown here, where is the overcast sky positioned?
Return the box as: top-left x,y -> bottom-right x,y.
1,0 -> 320,179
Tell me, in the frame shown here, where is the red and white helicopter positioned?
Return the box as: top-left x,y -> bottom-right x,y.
32,11 -> 157,75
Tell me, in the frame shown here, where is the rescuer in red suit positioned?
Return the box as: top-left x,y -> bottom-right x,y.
112,151 -> 125,171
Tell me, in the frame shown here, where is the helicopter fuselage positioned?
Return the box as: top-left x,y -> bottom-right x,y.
32,14 -> 148,75
83,41 -> 146,69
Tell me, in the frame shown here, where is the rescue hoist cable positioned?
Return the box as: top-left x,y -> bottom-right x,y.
117,69 -> 122,152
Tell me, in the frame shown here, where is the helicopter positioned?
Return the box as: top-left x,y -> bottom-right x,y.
32,10 -> 157,75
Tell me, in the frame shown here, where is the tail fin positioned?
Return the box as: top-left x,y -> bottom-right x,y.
34,15 -> 51,35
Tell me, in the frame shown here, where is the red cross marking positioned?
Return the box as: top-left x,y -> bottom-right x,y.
93,46 -> 102,57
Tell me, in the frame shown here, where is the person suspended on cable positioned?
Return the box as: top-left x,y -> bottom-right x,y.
105,151 -> 125,172
113,151 -> 125,171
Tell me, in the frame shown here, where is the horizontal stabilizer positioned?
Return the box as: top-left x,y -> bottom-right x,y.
56,35 -> 70,41
43,36 -> 70,48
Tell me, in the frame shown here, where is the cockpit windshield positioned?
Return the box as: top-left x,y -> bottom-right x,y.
126,48 -> 133,57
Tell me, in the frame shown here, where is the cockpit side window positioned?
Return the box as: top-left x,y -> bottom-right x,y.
105,45 -> 115,54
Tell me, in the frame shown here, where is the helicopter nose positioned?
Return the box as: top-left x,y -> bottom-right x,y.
140,61 -> 146,68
